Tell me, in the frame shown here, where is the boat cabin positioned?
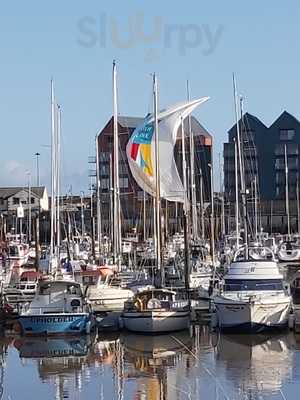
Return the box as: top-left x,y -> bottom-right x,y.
126,289 -> 180,312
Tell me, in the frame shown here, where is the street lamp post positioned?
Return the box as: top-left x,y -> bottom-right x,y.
35,152 -> 40,187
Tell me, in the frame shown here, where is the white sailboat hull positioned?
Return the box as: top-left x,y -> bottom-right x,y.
122,309 -> 190,333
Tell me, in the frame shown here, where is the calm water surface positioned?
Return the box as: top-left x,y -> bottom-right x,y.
0,327 -> 300,399
0,263 -> 299,399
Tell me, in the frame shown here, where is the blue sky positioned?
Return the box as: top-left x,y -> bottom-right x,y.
0,1 -> 299,193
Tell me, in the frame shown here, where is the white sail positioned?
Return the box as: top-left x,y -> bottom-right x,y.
126,97 -> 209,202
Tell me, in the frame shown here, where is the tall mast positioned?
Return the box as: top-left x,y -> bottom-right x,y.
153,74 -> 162,284
200,168 -> 205,239
181,117 -> 188,213
143,190 -> 146,241
96,135 -> 102,254
113,61 -> 121,268
219,153 -> 225,238
209,156 -> 215,266
297,174 -> 300,234
285,144 -> 290,237
234,139 -> 239,248
233,74 -> 248,247
187,80 -> 198,240
181,115 -> 191,292
27,173 -> 31,243
254,175 -> 258,240
50,79 -> 55,259
56,105 -> 61,250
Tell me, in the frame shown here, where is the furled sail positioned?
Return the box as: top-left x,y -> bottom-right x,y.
126,97 -> 209,202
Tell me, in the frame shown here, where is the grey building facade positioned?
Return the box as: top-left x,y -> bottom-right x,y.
224,111 -> 300,202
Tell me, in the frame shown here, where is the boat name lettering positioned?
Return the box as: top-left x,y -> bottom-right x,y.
30,316 -> 76,323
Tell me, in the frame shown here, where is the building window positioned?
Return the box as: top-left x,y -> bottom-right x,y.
275,157 -> 298,169
280,129 -> 295,141
0,198 -> 3,205
31,197 -> 35,204
242,129 -> 255,144
275,143 -> 298,156
100,163 -> 109,175
13,197 -> 19,205
119,162 -> 128,174
119,177 -> 129,189
100,178 -> 109,189
99,152 -> 110,162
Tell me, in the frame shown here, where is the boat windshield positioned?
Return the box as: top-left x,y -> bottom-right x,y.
224,279 -> 283,291
9,246 -> 19,256
39,283 -> 81,295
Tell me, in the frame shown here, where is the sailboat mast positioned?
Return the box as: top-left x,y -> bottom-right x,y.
181,115 -> 191,292
297,174 -> 300,234
113,60 -> 121,268
187,80 -> 198,240
50,79 -> 56,259
285,144 -> 291,237
233,74 -> 248,247
143,190 -> 146,241
254,175 -> 258,240
153,74 -> 162,283
209,157 -> 215,266
200,169 -> 205,239
234,139 -> 239,248
96,134 -> 102,254
181,116 -> 188,212
56,105 -> 61,250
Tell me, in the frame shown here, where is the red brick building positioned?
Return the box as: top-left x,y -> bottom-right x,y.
96,115 -> 212,235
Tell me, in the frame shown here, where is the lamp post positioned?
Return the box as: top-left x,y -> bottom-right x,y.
26,171 -> 32,243
35,152 -> 40,187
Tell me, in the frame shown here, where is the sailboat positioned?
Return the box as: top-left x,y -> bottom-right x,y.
85,62 -> 135,313
122,74 -> 209,333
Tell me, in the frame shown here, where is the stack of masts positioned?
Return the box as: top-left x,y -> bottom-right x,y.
50,79 -> 61,273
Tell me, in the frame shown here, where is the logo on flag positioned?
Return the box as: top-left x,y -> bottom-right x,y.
130,123 -> 154,177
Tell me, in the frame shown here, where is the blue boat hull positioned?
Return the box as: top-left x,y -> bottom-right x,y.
18,313 -> 93,335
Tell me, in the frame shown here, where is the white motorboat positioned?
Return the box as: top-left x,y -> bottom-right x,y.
189,262 -> 212,299
18,279 -> 94,335
85,274 -> 133,313
122,288 -> 190,333
213,246 -> 291,332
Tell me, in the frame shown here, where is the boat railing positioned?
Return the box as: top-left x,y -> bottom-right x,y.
24,304 -> 85,314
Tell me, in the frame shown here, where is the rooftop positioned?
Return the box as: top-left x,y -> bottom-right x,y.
0,187 -> 46,199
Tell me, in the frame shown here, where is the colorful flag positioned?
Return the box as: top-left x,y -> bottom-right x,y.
126,97 -> 209,203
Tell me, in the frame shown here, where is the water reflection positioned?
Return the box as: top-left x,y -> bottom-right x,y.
121,331 -> 193,400
0,328 -> 298,399
215,333 -> 293,398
